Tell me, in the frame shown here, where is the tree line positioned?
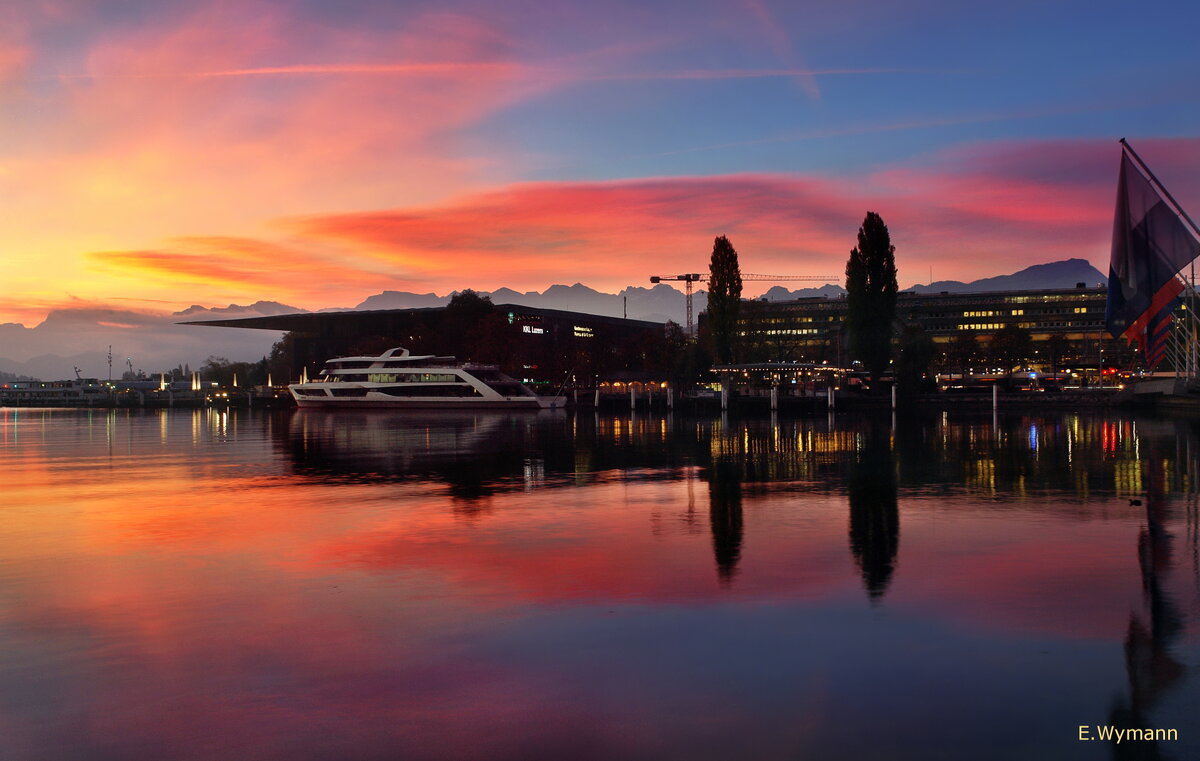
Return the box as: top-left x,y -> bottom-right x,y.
705,212 -> 1114,394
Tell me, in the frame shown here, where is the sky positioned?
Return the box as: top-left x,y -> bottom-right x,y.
2,0 -> 1200,327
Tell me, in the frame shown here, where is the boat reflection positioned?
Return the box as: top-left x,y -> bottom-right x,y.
279,409 -> 579,500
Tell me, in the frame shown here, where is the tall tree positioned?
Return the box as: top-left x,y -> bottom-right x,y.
707,235 -> 743,365
845,212 -> 898,385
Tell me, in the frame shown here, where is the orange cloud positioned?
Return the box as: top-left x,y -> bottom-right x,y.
87,236 -> 398,305
0,4 -> 570,323
15,137 -> 1192,324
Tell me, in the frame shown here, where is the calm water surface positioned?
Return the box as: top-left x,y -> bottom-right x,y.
1,407 -> 1198,760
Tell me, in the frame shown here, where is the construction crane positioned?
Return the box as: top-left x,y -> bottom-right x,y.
648,273 -> 704,334
649,272 -> 839,335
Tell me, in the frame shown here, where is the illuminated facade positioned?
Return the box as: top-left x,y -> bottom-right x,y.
736,285 -> 1135,370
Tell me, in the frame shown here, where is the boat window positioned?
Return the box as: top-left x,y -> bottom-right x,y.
330,388 -> 369,397
377,385 -> 484,397
390,372 -> 460,383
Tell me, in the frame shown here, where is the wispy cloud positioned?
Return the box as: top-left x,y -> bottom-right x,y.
589,67 -> 917,81
54,60 -> 525,80
741,0 -> 819,98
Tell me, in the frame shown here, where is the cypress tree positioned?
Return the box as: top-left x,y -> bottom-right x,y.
845,212 -> 898,384
707,235 -> 743,365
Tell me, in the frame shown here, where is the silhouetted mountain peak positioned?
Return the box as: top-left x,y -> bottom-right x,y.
909,258 -> 1106,294
174,300 -> 303,317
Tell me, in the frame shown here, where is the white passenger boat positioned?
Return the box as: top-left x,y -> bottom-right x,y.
288,348 -> 566,409
0,378 -> 110,407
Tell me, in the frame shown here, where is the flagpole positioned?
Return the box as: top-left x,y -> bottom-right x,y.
1120,138 -> 1200,241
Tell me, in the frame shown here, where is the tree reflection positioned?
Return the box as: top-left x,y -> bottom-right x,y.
847,422 -> 899,602
707,460 -> 744,584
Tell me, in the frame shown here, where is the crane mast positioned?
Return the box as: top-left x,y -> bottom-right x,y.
649,272 -> 839,335
649,273 -> 703,334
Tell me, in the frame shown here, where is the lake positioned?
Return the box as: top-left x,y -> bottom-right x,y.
1,406 -> 1197,759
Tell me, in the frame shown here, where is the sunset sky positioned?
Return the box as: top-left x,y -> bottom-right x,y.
2,0 -> 1199,327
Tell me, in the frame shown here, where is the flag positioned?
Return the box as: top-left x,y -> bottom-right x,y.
1144,297 -> 1178,368
1105,143 -> 1200,368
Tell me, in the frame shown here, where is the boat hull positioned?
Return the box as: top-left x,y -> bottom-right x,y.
293,396 -> 566,410
289,347 -> 566,410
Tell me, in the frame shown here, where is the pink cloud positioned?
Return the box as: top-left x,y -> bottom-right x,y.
283,144 -> 1161,292
15,135 -> 1196,321
285,175 -> 865,289
0,41 -> 29,84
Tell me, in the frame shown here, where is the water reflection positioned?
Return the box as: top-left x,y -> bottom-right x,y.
276,409 -> 1200,601
1108,448 -> 1186,761
706,459 -> 743,583
847,421 -> 899,601
4,408 -> 1198,759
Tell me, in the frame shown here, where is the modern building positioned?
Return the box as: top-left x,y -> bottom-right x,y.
734,284 -> 1135,375
184,304 -> 666,387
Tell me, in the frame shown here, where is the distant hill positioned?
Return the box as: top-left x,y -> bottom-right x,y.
174,300 -> 302,318
760,284 -> 846,301
346,259 -> 1107,323
353,291 -> 447,311
353,282 -> 701,325
758,259 -> 1107,301
0,301 -> 296,381
907,258 -> 1106,294
0,259 -> 1111,379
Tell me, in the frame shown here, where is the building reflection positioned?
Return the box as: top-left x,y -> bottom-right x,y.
273,408 -> 1200,609
274,409 -> 700,504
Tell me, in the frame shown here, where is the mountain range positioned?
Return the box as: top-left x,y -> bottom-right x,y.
0,259 -> 1107,380
352,258 -> 1106,316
